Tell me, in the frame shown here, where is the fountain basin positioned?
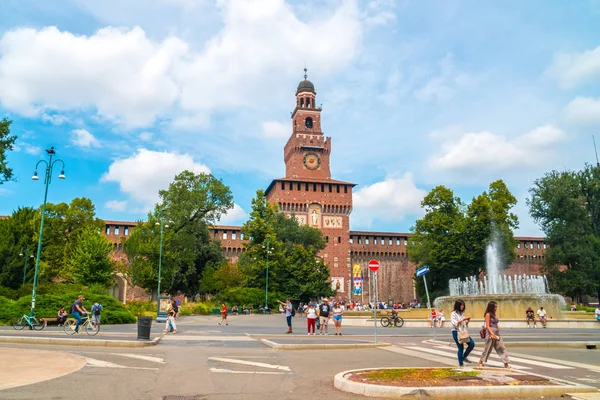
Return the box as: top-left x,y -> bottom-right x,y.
434,294 -> 566,320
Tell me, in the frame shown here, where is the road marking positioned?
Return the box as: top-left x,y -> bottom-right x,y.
84,357 -> 158,371
208,357 -> 291,371
162,335 -> 255,341
382,346 -> 459,367
108,353 -> 165,364
507,351 -> 600,373
404,346 -> 532,370
209,368 -> 286,375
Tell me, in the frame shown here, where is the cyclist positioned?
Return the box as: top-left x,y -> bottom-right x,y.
70,295 -> 88,333
91,302 -> 103,328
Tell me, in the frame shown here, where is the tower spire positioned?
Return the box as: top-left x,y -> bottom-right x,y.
303,67 -> 308,80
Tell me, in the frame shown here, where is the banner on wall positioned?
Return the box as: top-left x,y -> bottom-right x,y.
331,277 -> 344,292
352,264 -> 362,295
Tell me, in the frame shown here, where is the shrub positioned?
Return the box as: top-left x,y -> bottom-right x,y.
124,301 -> 156,316
216,287 -> 287,309
0,287 -> 17,300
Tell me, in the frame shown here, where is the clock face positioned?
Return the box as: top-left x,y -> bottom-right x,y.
303,152 -> 321,170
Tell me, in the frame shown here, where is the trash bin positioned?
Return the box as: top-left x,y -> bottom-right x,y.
137,316 -> 152,340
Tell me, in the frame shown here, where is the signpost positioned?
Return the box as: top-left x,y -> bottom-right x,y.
416,265 -> 435,338
368,259 -> 380,343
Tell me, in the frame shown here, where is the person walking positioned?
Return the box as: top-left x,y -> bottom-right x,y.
277,299 -> 294,334
70,295 -> 88,333
218,303 -> 229,326
478,301 -> 510,368
318,298 -> 331,335
332,302 -> 343,335
450,300 -> 475,367
91,302 -> 103,328
163,298 -> 178,334
306,303 -> 317,335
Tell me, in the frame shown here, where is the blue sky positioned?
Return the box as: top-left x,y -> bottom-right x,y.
1,0 -> 599,235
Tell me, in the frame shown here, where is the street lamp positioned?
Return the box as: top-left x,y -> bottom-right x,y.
155,215 -> 169,322
262,240 -> 272,312
31,147 -> 65,315
19,249 -> 34,286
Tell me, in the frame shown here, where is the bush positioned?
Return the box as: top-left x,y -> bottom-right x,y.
179,302 -> 212,316
216,287 -> 286,309
0,293 -> 137,326
0,286 -> 17,300
124,301 -> 156,316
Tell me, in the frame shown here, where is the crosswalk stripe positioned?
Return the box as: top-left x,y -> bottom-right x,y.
404,346 -> 531,370
208,357 -> 291,371
161,335 -> 255,341
209,368 -> 286,375
108,353 -> 165,364
84,357 -> 159,371
432,346 -> 573,370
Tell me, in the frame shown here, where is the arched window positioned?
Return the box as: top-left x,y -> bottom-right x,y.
300,98 -> 304,108
306,98 -> 311,108
305,117 -> 313,128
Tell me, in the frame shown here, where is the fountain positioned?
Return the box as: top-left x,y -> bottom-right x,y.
434,228 -> 566,320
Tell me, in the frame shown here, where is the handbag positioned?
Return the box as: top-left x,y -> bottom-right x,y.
457,328 -> 471,344
479,326 -> 487,339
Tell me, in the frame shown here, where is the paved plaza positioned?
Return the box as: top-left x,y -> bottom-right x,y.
0,314 -> 599,399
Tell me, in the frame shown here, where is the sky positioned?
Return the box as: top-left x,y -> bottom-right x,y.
0,0 -> 599,236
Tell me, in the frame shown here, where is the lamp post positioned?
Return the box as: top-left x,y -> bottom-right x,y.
18,248 -> 34,286
155,215 -> 168,322
262,240 -> 272,312
31,147 -> 65,315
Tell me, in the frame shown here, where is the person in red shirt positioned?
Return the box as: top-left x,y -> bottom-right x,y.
430,308 -> 437,328
218,303 -> 229,326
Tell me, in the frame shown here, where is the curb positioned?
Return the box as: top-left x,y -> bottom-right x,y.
334,367 -> 599,399
260,338 -> 391,350
0,335 -> 162,348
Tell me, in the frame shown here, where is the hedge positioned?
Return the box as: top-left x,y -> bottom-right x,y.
0,293 -> 137,325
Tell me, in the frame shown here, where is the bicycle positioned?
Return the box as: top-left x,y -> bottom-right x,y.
64,313 -> 100,336
13,312 -> 45,331
380,313 -> 404,328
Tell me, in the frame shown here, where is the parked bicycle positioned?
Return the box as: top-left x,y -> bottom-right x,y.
13,311 -> 45,331
64,313 -> 99,336
380,312 -> 404,328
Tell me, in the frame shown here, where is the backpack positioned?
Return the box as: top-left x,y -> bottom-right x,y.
291,306 -> 296,317
69,302 -> 76,314
93,304 -> 101,316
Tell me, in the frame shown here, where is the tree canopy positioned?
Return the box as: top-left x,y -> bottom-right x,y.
409,180 -> 518,298
0,118 -> 17,185
528,164 -> 600,301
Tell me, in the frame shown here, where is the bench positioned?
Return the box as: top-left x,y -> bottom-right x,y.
42,317 -> 74,327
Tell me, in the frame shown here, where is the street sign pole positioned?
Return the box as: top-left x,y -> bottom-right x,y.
374,271 -> 377,343
422,273 -> 436,339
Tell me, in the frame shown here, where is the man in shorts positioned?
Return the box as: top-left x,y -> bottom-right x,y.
318,298 -> 331,335
537,306 -> 547,328
91,302 -> 103,328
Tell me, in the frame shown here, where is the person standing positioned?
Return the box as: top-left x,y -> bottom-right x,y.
277,299 -> 293,334
478,301 -> 510,368
595,306 -> 600,322
318,298 -> 331,335
57,307 -> 67,326
91,302 -> 103,328
332,302 -> 343,335
218,303 -> 229,326
70,295 -> 88,333
537,306 -> 547,328
163,298 -> 178,334
450,300 -> 475,367
306,303 -> 317,335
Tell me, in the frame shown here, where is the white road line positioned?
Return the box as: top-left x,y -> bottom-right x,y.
507,351 -> 600,373
382,346 -> 460,367
209,368 -> 286,375
404,346 -> 531,370
84,357 -> 159,371
109,353 -> 165,364
433,346 -> 573,370
208,357 -> 291,371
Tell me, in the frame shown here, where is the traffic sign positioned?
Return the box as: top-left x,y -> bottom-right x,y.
416,265 -> 429,277
368,259 -> 380,272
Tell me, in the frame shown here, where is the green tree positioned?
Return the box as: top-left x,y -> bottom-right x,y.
123,171 -> 233,297
0,207 -> 37,288
237,190 -> 332,303
528,164 -> 600,301
0,118 -> 17,185
409,181 -> 518,298
69,227 -> 115,286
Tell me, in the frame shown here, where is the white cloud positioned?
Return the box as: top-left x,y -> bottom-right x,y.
261,121 -> 289,139
24,145 -> 41,155
564,97 -> 600,125
415,53 -> 477,102
41,113 -> 69,125
429,125 -> 567,175
352,174 -> 426,227
0,0 -> 363,129
547,45 -> 600,88
105,200 -> 127,212
218,203 -> 248,225
138,132 -> 153,142
71,129 -> 101,148
101,149 -> 210,209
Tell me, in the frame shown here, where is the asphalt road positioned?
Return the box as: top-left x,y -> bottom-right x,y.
0,314 -> 598,400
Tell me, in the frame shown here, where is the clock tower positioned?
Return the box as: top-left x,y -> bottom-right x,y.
265,69 -> 355,296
